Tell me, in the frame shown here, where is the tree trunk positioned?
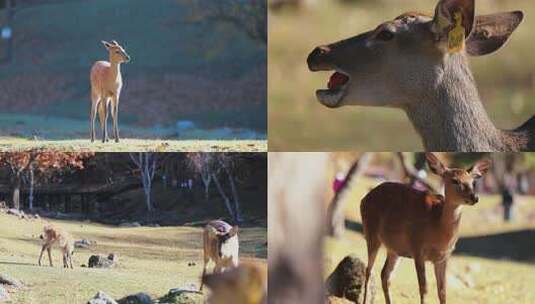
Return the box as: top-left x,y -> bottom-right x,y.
223,166 -> 243,223
28,167 -> 35,210
201,173 -> 211,200
212,173 -> 235,221
12,171 -> 21,210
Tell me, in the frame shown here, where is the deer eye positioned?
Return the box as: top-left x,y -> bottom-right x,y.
376,30 -> 395,41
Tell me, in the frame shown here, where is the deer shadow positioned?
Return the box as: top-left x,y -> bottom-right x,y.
455,229 -> 535,264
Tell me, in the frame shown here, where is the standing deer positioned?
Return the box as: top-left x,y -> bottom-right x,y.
360,153 -> 490,304
199,220 -> 239,291
90,40 -> 130,143
307,0 -> 533,151
38,224 -> 75,269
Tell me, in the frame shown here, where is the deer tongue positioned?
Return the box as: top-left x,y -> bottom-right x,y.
328,72 -> 349,90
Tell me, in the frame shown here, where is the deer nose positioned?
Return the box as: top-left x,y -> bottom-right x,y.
470,194 -> 479,204
307,45 -> 333,71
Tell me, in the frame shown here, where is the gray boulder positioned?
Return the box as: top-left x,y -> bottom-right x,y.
88,255 -> 116,268
87,291 -> 118,304
159,287 -> 204,304
326,255 -> 376,304
0,274 -> 23,289
117,292 -> 152,304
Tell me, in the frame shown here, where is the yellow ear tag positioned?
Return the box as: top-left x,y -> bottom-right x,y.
448,11 -> 465,53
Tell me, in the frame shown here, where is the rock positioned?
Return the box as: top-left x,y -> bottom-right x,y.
325,255 -> 376,304
87,291 -> 118,304
7,209 -> 21,217
0,286 -> 9,301
160,287 -> 204,304
187,262 -> 196,267
0,274 -> 23,289
327,296 -> 354,304
88,255 -> 116,268
119,222 -> 141,228
108,253 -> 118,263
117,292 -> 152,304
75,239 -> 93,248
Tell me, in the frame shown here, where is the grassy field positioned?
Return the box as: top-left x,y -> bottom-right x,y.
0,213 -> 267,303
325,176 -> 535,304
269,0 -> 535,151
0,138 -> 267,152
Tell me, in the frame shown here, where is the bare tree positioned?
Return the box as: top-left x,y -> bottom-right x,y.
129,153 -> 159,212
0,151 -> 92,210
186,153 -> 244,223
186,0 -> 267,43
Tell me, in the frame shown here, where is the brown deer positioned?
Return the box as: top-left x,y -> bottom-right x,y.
199,220 -> 239,291
38,224 -> 75,269
360,153 -> 490,304
307,0 -> 533,152
90,40 -> 130,143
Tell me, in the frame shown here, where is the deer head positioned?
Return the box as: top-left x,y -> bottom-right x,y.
307,0 -> 523,109
426,153 -> 490,205
102,40 -> 131,64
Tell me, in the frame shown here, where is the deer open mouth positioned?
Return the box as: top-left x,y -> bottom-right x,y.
316,71 -> 350,108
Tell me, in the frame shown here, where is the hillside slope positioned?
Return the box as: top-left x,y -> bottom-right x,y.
0,0 -> 266,139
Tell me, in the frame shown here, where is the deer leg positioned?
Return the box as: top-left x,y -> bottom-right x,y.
434,260 -> 447,304
69,254 -> 74,269
102,98 -> 110,143
111,98 -> 120,143
38,244 -> 46,266
363,236 -> 381,304
98,98 -> 108,142
381,252 -> 399,304
90,95 -> 100,143
199,256 -> 209,291
414,258 -> 428,304
47,247 -> 53,267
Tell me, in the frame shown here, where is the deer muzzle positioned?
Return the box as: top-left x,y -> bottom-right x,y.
307,45 -> 335,72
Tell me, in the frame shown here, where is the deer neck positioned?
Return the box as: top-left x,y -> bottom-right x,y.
440,198 -> 462,228
405,54 -> 506,151
109,60 -> 122,82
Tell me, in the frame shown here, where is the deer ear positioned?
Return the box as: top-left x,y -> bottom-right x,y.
432,0 -> 475,52
229,226 -> 239,237
111,40 -> 119,46
426,153 -> 448,176
101,40 -> 112,50
466,11 -> 523,56
468,159 -> 491,178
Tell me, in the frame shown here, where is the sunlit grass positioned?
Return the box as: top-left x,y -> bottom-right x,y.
0,213 -> 267,303
324,176 -> 535,303
0,137 -> 267,152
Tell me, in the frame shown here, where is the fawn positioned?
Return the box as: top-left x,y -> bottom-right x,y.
38,224 -> 75,269
199,220 -> 239,291
307,0 -> 532,151
90,40 -> 130,143
361,153 -> 490,304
